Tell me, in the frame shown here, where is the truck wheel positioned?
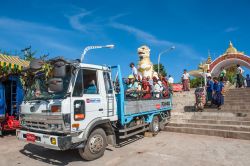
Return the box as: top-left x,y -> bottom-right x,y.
149,116 -> 160,134
159,119 -> 166,131
78,128 -> 107,161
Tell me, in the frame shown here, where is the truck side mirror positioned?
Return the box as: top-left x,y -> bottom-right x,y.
53,61 -> 66,77
48,78 -> 63,92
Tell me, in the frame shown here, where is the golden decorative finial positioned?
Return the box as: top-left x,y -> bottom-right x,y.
206,50 -> 212,64
225,41 -> 238,54
229,41 -> 233,47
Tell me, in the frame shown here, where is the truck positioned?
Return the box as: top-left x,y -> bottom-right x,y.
16,57 -> 172,161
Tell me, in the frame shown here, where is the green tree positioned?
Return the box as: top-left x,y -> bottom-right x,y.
21,46 -> 36,61
225,65 -> 237,84
153,63 -> 167,77
190,77 -> 203,88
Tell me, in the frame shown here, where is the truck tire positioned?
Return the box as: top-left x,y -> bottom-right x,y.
159,119 -> 165,131
78,128 -> 107,161
149,116 -> 160,135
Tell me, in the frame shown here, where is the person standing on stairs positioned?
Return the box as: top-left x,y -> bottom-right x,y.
236,64 -> 244,88
212,77 -> 224,110
206,76 -> 213,106
246,74 -> 250,88
182,69 -> 190,91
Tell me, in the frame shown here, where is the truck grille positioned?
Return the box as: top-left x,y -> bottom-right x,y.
20,114 -> 65,132
25,121 -> 48,129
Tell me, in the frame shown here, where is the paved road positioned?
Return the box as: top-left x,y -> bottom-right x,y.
1,132 -> 250,166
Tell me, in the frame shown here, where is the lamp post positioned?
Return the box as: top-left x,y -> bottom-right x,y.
157,46 -> 175,74
80,44 -> 115,62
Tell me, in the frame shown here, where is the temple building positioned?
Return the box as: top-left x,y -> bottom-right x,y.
190,41 -> 250,77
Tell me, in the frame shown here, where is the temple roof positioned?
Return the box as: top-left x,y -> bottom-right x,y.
0,53 -> 29,70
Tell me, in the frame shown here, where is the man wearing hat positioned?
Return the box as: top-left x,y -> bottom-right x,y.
126,75 -> 139,98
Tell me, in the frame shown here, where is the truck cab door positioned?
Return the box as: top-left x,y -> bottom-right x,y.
71,69 -> 105,132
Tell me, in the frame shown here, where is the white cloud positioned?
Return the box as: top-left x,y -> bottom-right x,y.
109,22 -> 204,60
110,22 -> 172,46
0,17 -> 80,56
67,9 -> 93,33
225,27 -> 239,33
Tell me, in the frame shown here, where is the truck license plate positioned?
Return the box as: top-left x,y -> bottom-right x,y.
26,133 -> 36,142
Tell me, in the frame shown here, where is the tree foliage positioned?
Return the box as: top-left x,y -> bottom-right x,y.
153,63 -> 167,77
225,65 -> 237,84
21,46 -> 36,61
190,77 -> 203,88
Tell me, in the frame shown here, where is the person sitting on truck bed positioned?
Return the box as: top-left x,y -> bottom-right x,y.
141,77 -> 151,99
126,75 -> 139,98
159,74 -> 170,98
153,77 -> 162,98
85,80 -> 97,94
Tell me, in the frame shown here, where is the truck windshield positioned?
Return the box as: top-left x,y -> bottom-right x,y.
24,65 -> 72,101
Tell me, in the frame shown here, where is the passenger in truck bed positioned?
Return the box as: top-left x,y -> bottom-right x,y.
126,75 -> 139,98
141,77 -> 151,99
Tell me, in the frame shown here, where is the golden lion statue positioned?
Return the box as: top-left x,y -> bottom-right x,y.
137,45 -> 158,78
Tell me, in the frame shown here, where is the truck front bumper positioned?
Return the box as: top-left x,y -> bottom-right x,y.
16,129 -> 72,150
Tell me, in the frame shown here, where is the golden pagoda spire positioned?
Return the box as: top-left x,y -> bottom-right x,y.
225,41 -> 238,54
206,50 -> 212,64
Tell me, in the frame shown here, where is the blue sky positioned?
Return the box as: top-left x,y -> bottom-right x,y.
0,0 -> 250,81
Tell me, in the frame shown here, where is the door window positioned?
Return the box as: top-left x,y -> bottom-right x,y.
73,69 -> 84,97
103,72 -> 113,94
73,69 -> 99,97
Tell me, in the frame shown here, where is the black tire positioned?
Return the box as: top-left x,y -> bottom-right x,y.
159,119 -> 166,131
149,116 -> 160,134
78,128 -> 107,161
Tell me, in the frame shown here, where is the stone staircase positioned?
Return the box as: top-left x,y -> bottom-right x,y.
222,88 -> 250,114
172,89 -> 195,112
165,88 -> 250,140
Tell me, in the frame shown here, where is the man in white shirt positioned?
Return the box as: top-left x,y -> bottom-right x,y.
130,62 -> 138,80
168,75 -> 174,84
153,79 -> 161,98
182,69 -> 190,91
206,69 -> 212,78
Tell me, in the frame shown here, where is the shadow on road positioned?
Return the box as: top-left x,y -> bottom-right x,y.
19,135 -> 144,165
0,130 -> 16,137
19,144 -> 83,165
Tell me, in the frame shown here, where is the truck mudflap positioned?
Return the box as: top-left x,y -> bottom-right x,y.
16,130 -> 72,150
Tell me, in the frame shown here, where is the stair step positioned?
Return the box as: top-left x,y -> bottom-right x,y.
168,122 -> 250,132
170,119 -> 250,126
171,115 -> 250,121
164,126 -> 250,140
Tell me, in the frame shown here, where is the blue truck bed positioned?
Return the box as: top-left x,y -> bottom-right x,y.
111,65 -> 172,126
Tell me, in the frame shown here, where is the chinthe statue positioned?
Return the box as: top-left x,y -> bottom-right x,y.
137,45 -> 158,79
